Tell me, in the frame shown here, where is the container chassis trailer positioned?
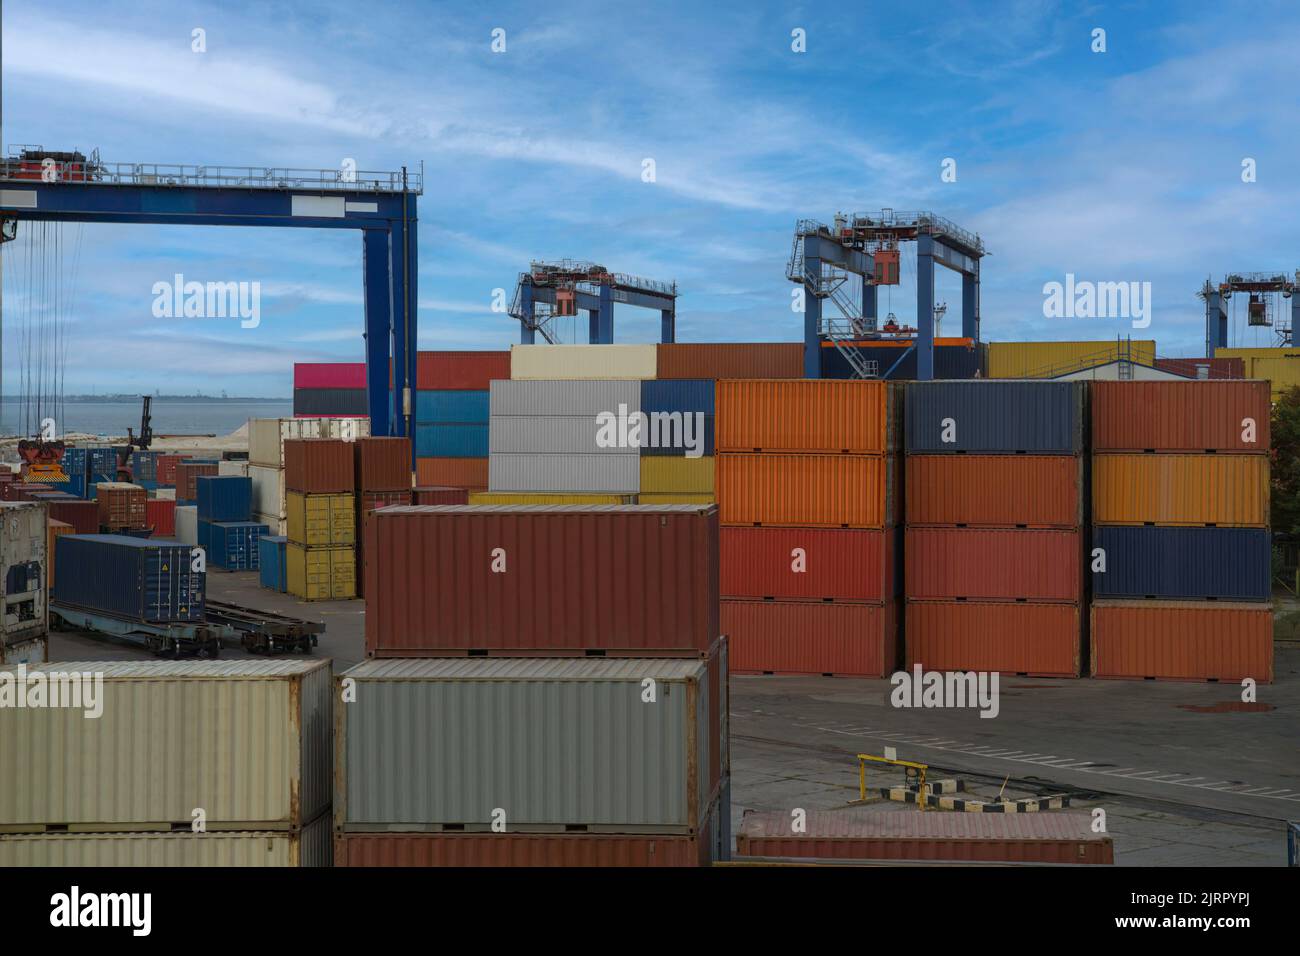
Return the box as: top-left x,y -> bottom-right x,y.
204,600 -> 322,655
49,602 -> 232,658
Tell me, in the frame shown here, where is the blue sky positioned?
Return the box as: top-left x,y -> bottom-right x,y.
3,0 -> 1299,395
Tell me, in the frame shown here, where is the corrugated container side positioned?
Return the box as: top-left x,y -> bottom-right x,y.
415,457 -> 488,489
295,361 -> 367,390
286,543 -> 356,601
412,486 -> 470,505
0,502 -> 47,645
905,528 -> 1082,602
352,437 -> 411,492
489,454 -> 639,493
174,506 -> 198,546
415,350 -> 511,390
1153,356 -> 1245,379
715,380 -> 897,454
202,521 -> 267,571
656,343 -> 803,379
905,455 -> 1083,527
986,340 -> 1155,379
195,475 -> 252,523
415,390 -> 489,424
1090,380 -> 1270,451
510,344 -> 656,380
467,492 -> 634,505
145,498 -> 175,537
259,535 -> 288,592
53,535 -> 204,623
1092,526 -> 1271,600
490,379 -> 640,417
1090,601 -> 1273,681
720,527 -> 894,601
415,423 -> 489,458
283,439 -> 355,494
717,454 -> 894,528
490,417 -> 638,456
723,600 -> 897,677
905,602 -> 1082,677
293,388 -> 367,417
1092,454 -> 1269,526
637,493 -> 715,504
174,462 -> 218,503
46,499 -> 99,534
905,381 -> 1085,453
639,456 -> 715,494
249,464 -> 285,519
641,379 -> 716,415
95,483 -> 147,530
46,519 -> 72,590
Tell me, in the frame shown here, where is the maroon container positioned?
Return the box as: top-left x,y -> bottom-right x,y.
905,528 -> 1082,602
2,483 -> 52,502
335,827 -> 717,867
175,461 -> 218,502
155,454 -> 191,486
353,437 -> 411,492
365,504 -> 720,656
656,342 -> 803,379
356,489 -> 412,598
283,439 -> 355,494
46,499 -> 100,534
412,486 -> 469,505
412,350 -> 510,390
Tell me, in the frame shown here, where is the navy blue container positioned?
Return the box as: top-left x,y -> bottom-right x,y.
821,344 -> 981,381
85,476 -> 115,501
196,475 -> 252,522
415,423 -> 489,457
294,387 -> 367,416
258,535 -> 288,592
130,450 -> 162,482
87,448 -> 117,475
1092,526 -> 1271,601
416,390 -> 490,424
201,520 -> 267,571
641,380 -> 716,416
53,534 -> 204,623
61,447 -> 88,476
63,474 -> 87,498
905,381 -> 1085,454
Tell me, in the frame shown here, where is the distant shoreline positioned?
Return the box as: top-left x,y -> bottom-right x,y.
0,396 -> 292,403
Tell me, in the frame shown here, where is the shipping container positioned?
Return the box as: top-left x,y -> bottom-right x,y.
365,505 -> 718,655
905,602 -> 1082,678
0,814 -> 332,867
46,519 -> 72,590
95,482 -> 147,530
640,456 -> 715,494
905,455 -> 1083,528
468,492 -> 635,505
1090,600 -> 1273,682
0,659 -> 332,830
820,341 -> 980,381
986,340 -> 1155,379
1,483 -> 51,502
1092,454 -> 1269,526
642,379 -> 715,415
174,461 -> 218,503
1091,380 -> 1270,452
491,379 -> 640,418
489,416 -> 636,456
716,380 -> 898,454
155,454 -> 190,486
294,387 -> 367,416
352,437 -> 411,492
354,491 -> 409,598
283,439 -> 355,494
415,350 -> 510,390
1,635 -> 46,664
217,459 -> 250,478
44,499 -> 98,535
412,486 -> 470,505
249,463 -> 285,520
734,810 -> 1112,864
254,512 -> 286,536
723,599 -> 897,677
414,390 -> 489,424
201,520 -> 267,571
129,450 -> 161,482
1214,348 -> 1300,400
195,475 -> 252,523
904,381 -> 1085,454
259,535 -> 288,593
640,416 -> 715,457
905,528 -> 1081,602
510,344 -> 657,380
1092,526 -> 1270,600
489,453 -> 639,494
637,493 -> 715,504
174,505 -> 198,546
415,423 -> 489,458
1,501 -> 47,646
145,498 -> 175,537
1153,356 -> 1245,380
416,457 -> 488,489
716,454 -> 894,528
656,343 -> 802,380
249,417 -> 370,469
294,361 -> 367,390
286,492 -> 355,547
335,655 -> 721,831
54,535 -> 203,623
286,543 -> 356,601
720,527 -> 894,601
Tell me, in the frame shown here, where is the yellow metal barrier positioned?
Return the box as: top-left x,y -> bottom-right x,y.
858,752 -> 929,811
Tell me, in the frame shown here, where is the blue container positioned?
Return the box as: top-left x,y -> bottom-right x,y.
196,475 -> 252,522
415,423 -> 489,457
85,475 -> 115,500
1092,526 -> 1271,601
641,379 -> 715,416
53,534 -> 204,623
87,448 -> 117,476
905,381 -> 1085,454
416,389 -> 490,424
130,450 -> 162,482
62,448 -> 88,476
258,535 -> 288,592
641,416 -> 715,457
201,520 -> 267,571
821,344 -> 981,381
63,474 -> 87,498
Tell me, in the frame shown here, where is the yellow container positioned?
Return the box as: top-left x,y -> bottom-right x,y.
639,456 -> 715,494
986,340 -> 1155,378
286,543 -> 356,601
1093,454 -> 1269,527
1215,348 -> 1300,400
286,491 -> 355,546
637,493 -> 715,504
467,492 -> 636,505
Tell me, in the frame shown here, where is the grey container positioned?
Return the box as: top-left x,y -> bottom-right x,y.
489,453 -> 640,493
490,379 -> 640,418
905,380 -> 1086,454
335,657 -> 716,832
490,416 -> 639,455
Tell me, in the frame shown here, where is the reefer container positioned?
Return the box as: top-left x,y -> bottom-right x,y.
723,599 -> 897,677
174,461 -> 218,503
2,635 -> 46,664
54,535 -> 203,623
735,810 -> 1113,864
294,387 -> 367,416
1090,380 -> 1270,452
195,475 -> 252,523
655,342 -> 802,379
905,601 -> 1082,677
0,815 -> 332,867
413,486 -> 470,505
720,527 -> 894,601
716,454 -> 895,528
468,492 -> 634,505
905,528 -> 1082,602
905,381 -> 1085,454
490,379 -> 640,418
1092,526 -> 1270,601
489,453 -> 639,493
415,390 -> 489,423
1092,454 -> 1269,526
414,350 -> 510,390
249,464 -> 285,520
639,456 -> 715,494
95,482 -> 146,530
283,439 -> 355,494
46,519 -> 72,590
294,361 -> 366,389
0,659 -> 332,830
145,498 -> 175,537
335,655 -> 722,831
489,417 -> 637,456
249,417 -> 370,468
986,340 -> 1154,379
217,459 -> 250,477
905,455 -> 1084,528
201,520 -> 267,571
416,457 -> 488,489
365,505 -> 719,655
286,492 -> 355,547
1,501 -> 46,646
174,505 -> 198,546
259,535 -> 288,593
415,423 -> 488,458
509,343 -> 657,380
286,543 -> 355,601
716,380 -> 898,454
1090,600 -> 1273,682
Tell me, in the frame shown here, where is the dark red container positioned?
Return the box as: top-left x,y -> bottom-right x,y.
155,454 -> 190,486
412,486 -> 469,505
283,439 -> 355,494
905,528 -> 1082,602
365,505 -> 719,656
146,498 -> 176,537
295,362 -> 367,389
175,461 -> 218,502
353,437 -> 411,492
2,483 -> 52,502
356,489 -> 412,598
1091,380 -> 1271,452
723,599 -> 898,677
721,527 -> 894,602
46,499 -> 99,534
414,350 -> 510,390
656,343 -> 803,379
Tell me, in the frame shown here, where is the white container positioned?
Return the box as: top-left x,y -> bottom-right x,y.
174,505 -> 199,546
250,464 -> 285,519
490,417 -> 639,455
254,512 -> 286,536
510,344 -> 656,380
490,379 -> 640,417
2,635 -> 47,664
153,487 -> 176,502
218,460 -> 250,477
1,502 -> 47,646
488,453 -> 639,493
248,417 -> 370,468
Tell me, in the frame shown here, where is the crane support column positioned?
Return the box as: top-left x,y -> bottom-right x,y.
962,264 -> 978,340
917,235 -> 936,381
863,277 -> 877,333
804,252 -> 823,378
597,284 -> 614,343
661,309 -> 675,343
362,227 -> 394,435
587,309 -> 600,343
1204,290 -> 1227,357
390,215 -> 417,444
1293,295 -> 1300,347
519,284 -> 536,344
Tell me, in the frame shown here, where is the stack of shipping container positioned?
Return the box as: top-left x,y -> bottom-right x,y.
717,380 -> 901,677
1089,381 -> 1274,681
638,379 -> 716,503
196,475 -> 265,571
294,361 -> 368,416
412,351 -> 509,491
284,439 -> 356,600
0,501 -> 48,664
904,381 -> 1087,678
248,417 -> 369,534
352,436 -> 412,597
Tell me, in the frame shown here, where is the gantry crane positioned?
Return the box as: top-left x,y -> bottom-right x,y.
1201,272 -> 1300,355
509,259 -> 678,344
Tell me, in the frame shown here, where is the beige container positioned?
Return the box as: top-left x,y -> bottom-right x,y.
174,505 -> 199,546
248,417 -> 370,468
509,344 -> 657,380
250,464 -> 285,519
218,460 -> 250,477
1,501 -> 47,647
255,511 -> 287,536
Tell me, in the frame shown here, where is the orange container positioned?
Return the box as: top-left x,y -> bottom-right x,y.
95,482 -> 147,530
1090,600 -> 1273,682
905,528 -> 1081,602
46,519 -> 73,590
284,439 -> 355,494
905,602 -> 1082,677
717,453 -> 895,528
415,457 -> 488,490
656,343 -> 803,379
723,599 -> 898,677
715,380 -> 898,454
1092,454 -> 1268,527
1091,381 -> 1271,452
905,455 -> 1083,528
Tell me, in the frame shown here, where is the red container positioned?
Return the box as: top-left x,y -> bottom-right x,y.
356,489 -> 412,598
365,505 -> 719,656
353,437 -> 411,492
735,810 -> 1113,864
175,461 -> 218,502
905,455 -> 1083,528
146,498 -> 176,537
1153,356 -> 1245,380
720,527 -> 894,602
294,362 -> 367,389
905,601 -> 1082,678
46,499 -> 99,534
155,454 -> 190,486
2,483 -> 52,502
283,439 -> 355,494
1091,600 -> 1272,682
723,599 -> 897,677
412,486 -> 469,505
1091,380 -> 1271,452
656,343 -> 803,379
905,528 -> 1081,602
414,350 -> 511,390
96,483 -> 147,530
415,457 -> 488,489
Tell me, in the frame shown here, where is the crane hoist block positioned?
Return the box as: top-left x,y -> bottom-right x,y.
555,289 -> 577,316
873,249 -> 901,285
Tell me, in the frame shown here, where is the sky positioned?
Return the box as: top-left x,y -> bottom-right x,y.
2,0 -> 1299,396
